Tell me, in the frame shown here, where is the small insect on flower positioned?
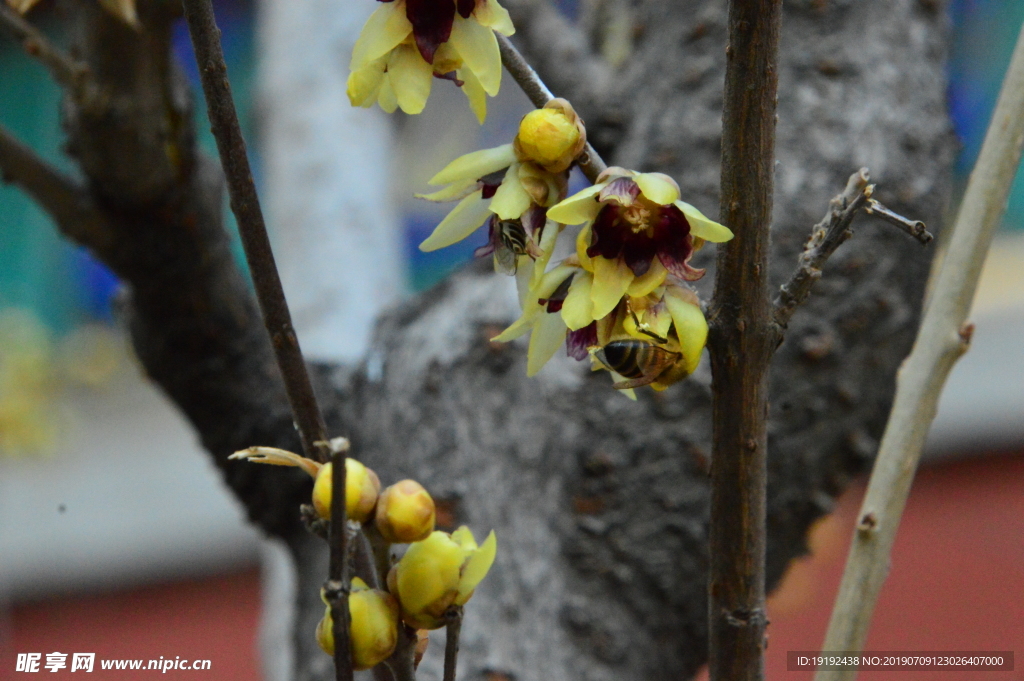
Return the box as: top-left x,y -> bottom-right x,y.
593,338 -> 687,390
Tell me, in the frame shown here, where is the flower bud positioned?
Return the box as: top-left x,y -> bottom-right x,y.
375,480 -> 437,543
312,458 -> 381,522
315,578 -> 400,670
390,527 -> 497,629
513,99 -> 586,173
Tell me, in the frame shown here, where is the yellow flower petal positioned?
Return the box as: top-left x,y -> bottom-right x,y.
415,178 -> 478,202
429,144 -> 516,185
377,74 -> 399,113
675,200 -> 734,243
474,0 -> 515,36
560,270 -> 594,331
591,257 -> 634,319
609,371 -> 638,400
347,58 -> 387,107
419,190 -> 491,251
664,292 -> 708,374
489,163 -> 532,220
526,311 -> 567,376
350,3 -> 412,69
575,222 -> 595,271
626,260 -> 668,297
547,184 -> 604,225
457,530 -> 497,601
460,67 -> 488,124
634,172 -> 681,205
389,44 -> 434,115
98,0 -> 138,27
451,525 -> 478,551
449,15 -> 502,96
494,264 -> 575,341
531,221 -> 561,288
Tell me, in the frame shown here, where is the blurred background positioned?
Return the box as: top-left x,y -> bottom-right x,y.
0,0 -> 1021,678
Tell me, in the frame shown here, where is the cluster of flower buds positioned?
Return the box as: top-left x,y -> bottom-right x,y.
229,445 -> 497,666
414,104 -> 735,395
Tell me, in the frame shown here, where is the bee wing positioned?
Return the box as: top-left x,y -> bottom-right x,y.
493,247 -> 519,275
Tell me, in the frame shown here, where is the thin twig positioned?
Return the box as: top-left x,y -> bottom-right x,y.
775,169 -> 932,328
326,442 -> 354,680
179,0 -> 329,464
774,169 -> 872,328
497,33 -> 607,183
383,626 -> 419,681
706,0 -> 784,679
0,3 -> 99,107
443,607 -> 464,681
864,199 -> 933,244
0,123 -> 113,251
816,20 -> 1024,681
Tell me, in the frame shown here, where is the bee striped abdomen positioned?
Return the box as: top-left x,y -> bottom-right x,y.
598,340 -> 652,378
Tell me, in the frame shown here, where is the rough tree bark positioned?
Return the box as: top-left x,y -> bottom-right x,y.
0,0 -> 954,680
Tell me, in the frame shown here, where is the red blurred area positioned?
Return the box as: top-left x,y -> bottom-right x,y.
4,569 -> 262,679
698,451 -> 1024,680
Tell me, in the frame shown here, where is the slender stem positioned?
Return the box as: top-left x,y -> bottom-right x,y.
774,170 -> 872,328
179,0 -> 329,463
707,0 -> 784,679
443,607 -> 464,681
864,199 -> 933,244
327,445 -> 354,681
0,3 -> 99,107
496,33 -> 607,183
816,21 -> 1024,680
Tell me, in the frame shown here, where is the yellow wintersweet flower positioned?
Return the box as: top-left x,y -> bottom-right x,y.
388,526 -> 497,629
347,0 -> 515,122
316,578 -> 400,670
546,166 -> 734,323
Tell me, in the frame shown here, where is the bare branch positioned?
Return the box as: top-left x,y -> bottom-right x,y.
497,34 -> 607,183
501,0 -> 612,111
817,20 -> 1024,680
179,0 -> 329,464
0,123 -> 113,250
774,169 -> 872,328
443,607 -> 464,681
707,0 -> 784,679
774,170 -> 932,329
0,3 -> 99,107
864,199 -> 933,244
327,442 -> 355,681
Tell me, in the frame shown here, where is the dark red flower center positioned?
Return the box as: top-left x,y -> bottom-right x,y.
586,197 -> 694,279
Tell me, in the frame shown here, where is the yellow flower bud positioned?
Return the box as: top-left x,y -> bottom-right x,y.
390,527 -> 497,629
375,480 -> 437,543
315,578 -> 400,671
312,458 -> 381,522
513,99 -> 586,173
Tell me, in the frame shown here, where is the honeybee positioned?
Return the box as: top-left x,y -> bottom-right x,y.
594,338 -> 689,390
493,219 -> 530,275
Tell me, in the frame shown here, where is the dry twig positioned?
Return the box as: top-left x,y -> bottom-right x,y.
443,607 -> 464,681
816,20 -> 1024,680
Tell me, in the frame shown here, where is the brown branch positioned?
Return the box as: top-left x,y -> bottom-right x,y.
179,0 -> 329,464
706,0 -> 784,679
774,169 -> 872,328
501,0 -> 612,113
443,607 -> 464,681
326,442 -> 354,681
774,169 -> 933,329
864,199 -> 933,244
497,34 -> 607,183
0,3 -> 99,108
0,123 -> 113,251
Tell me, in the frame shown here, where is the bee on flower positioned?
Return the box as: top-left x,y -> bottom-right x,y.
418,99 -> 586,277
347,0 -> 515,122
492,166 -> 733,393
